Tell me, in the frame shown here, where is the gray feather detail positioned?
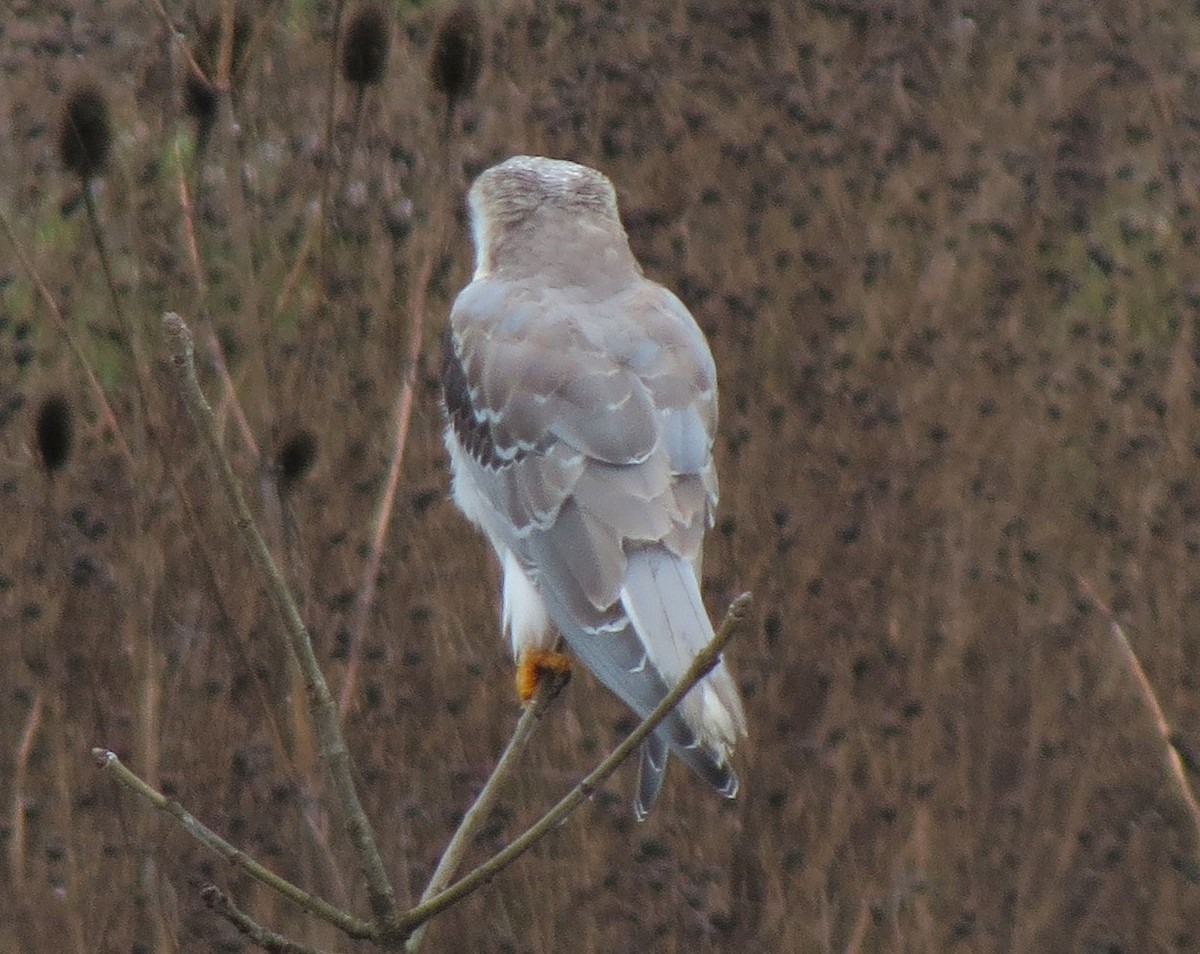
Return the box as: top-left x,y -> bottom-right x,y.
659,406 -> 711,474
528,567 -> 740,799
517,548 -> 735,795
620,546 -> 748,747
634,734 -> 669,821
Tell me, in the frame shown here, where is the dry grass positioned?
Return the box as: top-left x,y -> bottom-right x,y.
2,0 -> 1200,950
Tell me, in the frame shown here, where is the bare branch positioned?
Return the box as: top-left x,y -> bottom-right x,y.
92,749 -> 374,940
389,593 -> 752,942
201,884 -> 341,954
161,311 -> 397,922
404,669 -> 566,952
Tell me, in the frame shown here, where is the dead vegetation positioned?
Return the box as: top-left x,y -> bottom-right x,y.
1,0 -> 1199,951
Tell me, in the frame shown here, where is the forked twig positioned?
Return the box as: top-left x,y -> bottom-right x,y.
92,749 -> 373,940
162,311 -> 397,921
202,884 -> 340,954
95,510 -> 748,950
391,593 -> 753,943
404,670 -> 565,951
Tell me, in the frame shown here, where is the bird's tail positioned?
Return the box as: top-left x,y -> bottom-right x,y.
634,734 -> 668,821
621,546 -> 747,812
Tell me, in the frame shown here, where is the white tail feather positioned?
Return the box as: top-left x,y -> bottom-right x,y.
619,547 -> 747,757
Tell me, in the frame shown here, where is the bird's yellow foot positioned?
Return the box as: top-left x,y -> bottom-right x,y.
516,649 -> 572,703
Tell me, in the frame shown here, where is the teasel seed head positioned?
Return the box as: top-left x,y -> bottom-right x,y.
59,83 -> 112,182
342,5 -> 390,89
35,394 -> 73,474
429,4 -> 482,108
275,428 -> 319,491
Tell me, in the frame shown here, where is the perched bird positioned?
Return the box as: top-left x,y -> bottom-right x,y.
442,156 -> 747,818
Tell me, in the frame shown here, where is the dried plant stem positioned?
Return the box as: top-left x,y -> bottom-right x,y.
216,0 -> 236,91
92,749 -> 372,940
390,593 -> 753,943
52,717 -> 87,954
144,0 -> 210,84
843,900 -> 872,954
341,85 -> 367,201
404,673 -> 564,952
144,0 -> 280,92
161,311 -> 397,921
172,136 -> 260,462
318,0 -> 348,260
202,885 -> 339,954
1078,578 -> 1200,852
272,206 -> 323,324
171,474 -> 295,774
338,244 -> 436,719
1105,622 -> 1200,837
0,205 -> 133,467
8,692 -> 44,887
174,138 -> 209,301
82,185 -> 150,393
80,172 -> 172,860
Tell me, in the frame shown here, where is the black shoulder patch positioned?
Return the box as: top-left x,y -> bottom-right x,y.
441,327 -> 526,470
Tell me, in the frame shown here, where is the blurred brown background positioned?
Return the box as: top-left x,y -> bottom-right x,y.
2,0 -> 1200,950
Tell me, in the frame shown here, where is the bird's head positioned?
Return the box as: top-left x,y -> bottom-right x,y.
467,156 -> 636,284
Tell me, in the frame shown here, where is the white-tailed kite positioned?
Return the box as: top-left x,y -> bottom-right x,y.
442,155 -> 746,817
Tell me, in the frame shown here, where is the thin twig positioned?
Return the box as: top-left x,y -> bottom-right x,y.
338,243 -> 436,719
82,186 -> 138,362
0,205 -> 133,467
82,184 -> 130,338
143,0 -> 211,87
216,0 -> 236,92
201,884 -> 341,954
1078,577 -> 1200,851
142,0 -> 283,93
318,0 -> 347,262
52,718 -> 87,954
405,671 -> 566,952
172,473 -> 296,775
172,135 -> 260,463
388,593 -> 752,942
272,204 -> 323,323
335,85 -> 367,214
173,136 -> 209,299
161,311 -> 397,921
92,749 -> 374,940
81,184 -> 158,447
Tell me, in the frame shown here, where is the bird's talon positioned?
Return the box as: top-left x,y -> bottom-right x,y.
516,649 -> 572,703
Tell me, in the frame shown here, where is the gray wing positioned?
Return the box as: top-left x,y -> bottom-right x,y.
444,275 -> 745,808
